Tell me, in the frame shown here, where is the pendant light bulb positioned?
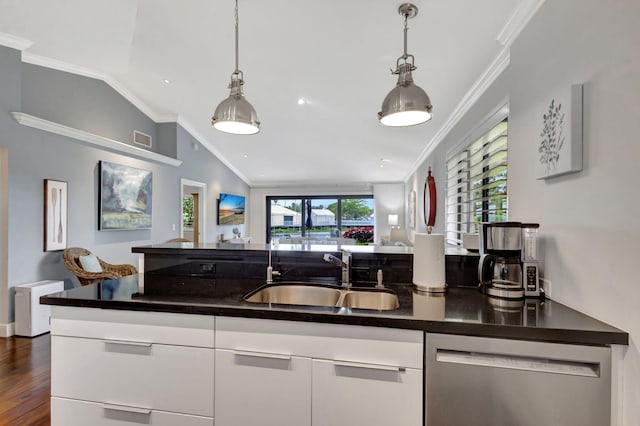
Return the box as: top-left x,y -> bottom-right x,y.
212,0 -> 260,135
378,3 -> 432,127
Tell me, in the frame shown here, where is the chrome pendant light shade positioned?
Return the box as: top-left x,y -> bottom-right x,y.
212,0 -> 260,135
212,73 -> 260,135
378,3 -> 432,127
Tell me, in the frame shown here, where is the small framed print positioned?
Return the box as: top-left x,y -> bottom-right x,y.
537,84 -> 583,179
44,179 -> 68,251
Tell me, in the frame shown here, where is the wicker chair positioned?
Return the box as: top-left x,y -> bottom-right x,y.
63,247 -> 138,286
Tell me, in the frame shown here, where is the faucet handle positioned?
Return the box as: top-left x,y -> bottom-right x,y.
376,269 -> 384,288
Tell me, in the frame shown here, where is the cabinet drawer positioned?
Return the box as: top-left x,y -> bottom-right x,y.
216,316 -> 423,369
215,349 -> 311,426
312,359 -> 422,426
51,397 -> 214,426
51,336 -> 214,417
50,306 -> 214,348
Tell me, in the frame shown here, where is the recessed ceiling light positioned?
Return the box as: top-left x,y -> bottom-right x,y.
163,78 -> 171,84
297,98 -> 306,106
380,158 -> 391,163
242,154 -> 248,158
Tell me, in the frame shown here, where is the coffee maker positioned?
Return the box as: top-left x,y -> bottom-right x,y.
478,222 -> 541,299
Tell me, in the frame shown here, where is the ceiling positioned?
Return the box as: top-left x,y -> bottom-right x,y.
0,0 -> 532,186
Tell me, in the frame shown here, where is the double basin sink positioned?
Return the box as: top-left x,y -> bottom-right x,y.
244,282 -> 400,311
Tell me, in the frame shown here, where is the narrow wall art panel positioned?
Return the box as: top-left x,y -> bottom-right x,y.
99,161 -> 152,230
536,84 -> 583,179
44,179 -> 67,251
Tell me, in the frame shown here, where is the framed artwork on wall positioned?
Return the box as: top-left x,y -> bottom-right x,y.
536,84 -> 583,179
99,161 -> 153,230
408,190 -> 416,230
44,179 -> 67,251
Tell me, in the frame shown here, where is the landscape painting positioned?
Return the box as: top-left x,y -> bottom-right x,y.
99,161 -> 153,230
218,193 -> 245,225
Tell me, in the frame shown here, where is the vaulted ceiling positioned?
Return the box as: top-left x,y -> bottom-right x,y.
0,0 -> 540,186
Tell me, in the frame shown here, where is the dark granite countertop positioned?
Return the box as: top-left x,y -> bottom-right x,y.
41,274 -> 627,346
132,242 -> 417,254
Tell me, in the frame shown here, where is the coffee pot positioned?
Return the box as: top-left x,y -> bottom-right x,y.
478,222 -> 541,299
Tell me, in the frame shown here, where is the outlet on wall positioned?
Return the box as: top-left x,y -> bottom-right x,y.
172,224 -> 176,231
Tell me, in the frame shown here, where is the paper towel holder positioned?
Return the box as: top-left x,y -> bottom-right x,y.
413,282 -> 447,293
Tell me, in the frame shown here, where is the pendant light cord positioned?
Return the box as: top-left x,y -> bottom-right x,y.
234,0 -> 239,74
403,13 -> 409,60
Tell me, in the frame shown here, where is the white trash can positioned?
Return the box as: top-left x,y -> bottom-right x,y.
14,280 -> 64,337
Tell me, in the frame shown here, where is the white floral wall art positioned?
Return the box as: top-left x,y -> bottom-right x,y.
537,84 -> 583,179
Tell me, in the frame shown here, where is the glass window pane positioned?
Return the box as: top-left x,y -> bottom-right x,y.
308,198 -> 337,238
269,199 -> 302,241
341,198 -> 375,243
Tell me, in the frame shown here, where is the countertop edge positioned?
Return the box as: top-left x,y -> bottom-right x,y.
41,295 -> 629,347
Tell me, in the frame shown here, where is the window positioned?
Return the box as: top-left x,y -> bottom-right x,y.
446,118 -> 508,245
267,196 -> 374,243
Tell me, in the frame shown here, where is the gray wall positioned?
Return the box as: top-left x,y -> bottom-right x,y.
406,0 -> 640,422
0,46 -> 248,324
21,63 -> 165,158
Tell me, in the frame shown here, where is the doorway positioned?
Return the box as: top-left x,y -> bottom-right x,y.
180,179 -> 206,243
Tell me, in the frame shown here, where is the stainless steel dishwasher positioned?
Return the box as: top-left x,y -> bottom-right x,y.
425,333 -> 611,426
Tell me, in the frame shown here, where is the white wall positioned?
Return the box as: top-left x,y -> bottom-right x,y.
372,183 -> 405,244
406,0 -> 640,422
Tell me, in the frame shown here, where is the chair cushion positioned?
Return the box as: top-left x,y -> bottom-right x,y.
79,254 -> 103,272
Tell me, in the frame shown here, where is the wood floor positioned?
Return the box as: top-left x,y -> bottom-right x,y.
0,333 -> 51,425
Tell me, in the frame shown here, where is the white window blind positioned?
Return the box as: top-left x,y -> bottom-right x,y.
446,119 -> 508,245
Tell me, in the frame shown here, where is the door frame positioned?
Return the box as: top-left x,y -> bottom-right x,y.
180,179 -> 206,243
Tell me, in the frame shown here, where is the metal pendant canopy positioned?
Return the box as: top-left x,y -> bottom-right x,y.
212,0 -> 261,135
378,3 -> 433,127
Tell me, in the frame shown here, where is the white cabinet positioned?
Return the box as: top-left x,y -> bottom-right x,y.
214,349 -> 311,426
215,316 -> 423,426
50,306 -> 215,426
312,359 -> 422,426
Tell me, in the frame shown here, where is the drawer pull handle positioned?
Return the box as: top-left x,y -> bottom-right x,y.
233,350 -> 291,361
101,403 -> 151,415
333,361 -> 403,372
103,339 -> 152,348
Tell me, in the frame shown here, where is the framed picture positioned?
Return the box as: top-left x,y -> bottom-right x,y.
99,161 -> 153,230
536,84 -> 583,179
44,179 -> 67,251
408,190 -> 416,230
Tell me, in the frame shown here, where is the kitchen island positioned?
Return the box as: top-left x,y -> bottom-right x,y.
42,245 -> 628,425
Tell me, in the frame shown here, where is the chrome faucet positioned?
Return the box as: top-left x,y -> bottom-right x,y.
266,247 -> 280,283
323,249 -> 351,287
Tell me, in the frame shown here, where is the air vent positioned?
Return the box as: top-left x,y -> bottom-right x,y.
133,130 -> 152,148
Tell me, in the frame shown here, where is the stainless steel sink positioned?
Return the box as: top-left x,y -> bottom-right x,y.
244,284 -> 342,307
341,291 -> 400,310
244,282 -> 400,311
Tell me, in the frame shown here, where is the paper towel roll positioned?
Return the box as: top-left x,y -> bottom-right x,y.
412,233 -> 447,292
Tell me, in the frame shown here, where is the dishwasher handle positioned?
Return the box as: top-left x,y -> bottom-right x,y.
435,349 -> 600,378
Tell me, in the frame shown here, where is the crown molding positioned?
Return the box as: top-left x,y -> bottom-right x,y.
12,112 -> 182,167
405,47 -> 510,182
0,32 -> 34,51
176,117 -> 251,185
496,0 -> 546,47
21,52 -> 166,123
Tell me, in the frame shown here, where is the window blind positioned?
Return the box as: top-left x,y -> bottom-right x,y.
445,119 -> 508,246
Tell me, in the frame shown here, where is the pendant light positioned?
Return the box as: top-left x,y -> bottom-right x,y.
378,3 -> 433,127
212,0 -> 260,135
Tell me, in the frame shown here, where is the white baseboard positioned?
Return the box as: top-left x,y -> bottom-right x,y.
0,322 -> 15,337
